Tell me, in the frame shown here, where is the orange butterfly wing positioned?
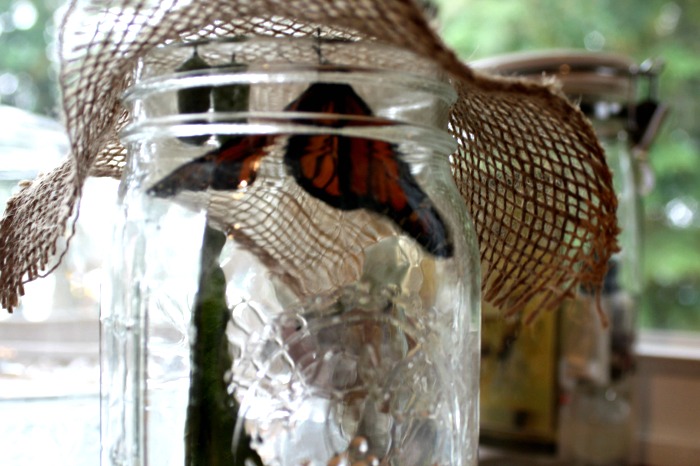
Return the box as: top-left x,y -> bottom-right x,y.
346,136 -> 454,257
285,82 -> 373,126
283,83 -> 454,257
147,134 -> 272,197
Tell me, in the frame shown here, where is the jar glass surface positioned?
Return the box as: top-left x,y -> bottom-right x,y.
102,38 -> 480,466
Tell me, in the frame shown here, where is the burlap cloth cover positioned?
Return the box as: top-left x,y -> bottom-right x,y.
0,0 -> 618,321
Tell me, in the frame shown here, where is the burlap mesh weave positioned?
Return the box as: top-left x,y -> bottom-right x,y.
0,0 -> 619,319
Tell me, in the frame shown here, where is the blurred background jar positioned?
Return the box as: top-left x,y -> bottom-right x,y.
472,51 -> 666,465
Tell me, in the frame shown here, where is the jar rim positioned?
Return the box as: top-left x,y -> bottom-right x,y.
124,36 -> 457,106
124,66 -> 457,107
471,50 -> 640,104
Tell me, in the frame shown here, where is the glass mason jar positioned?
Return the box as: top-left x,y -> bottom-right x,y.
101,38 -> 481,466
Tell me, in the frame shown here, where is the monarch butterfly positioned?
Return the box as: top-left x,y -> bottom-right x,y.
283,82 -> 454,258
149,81 -> 453,258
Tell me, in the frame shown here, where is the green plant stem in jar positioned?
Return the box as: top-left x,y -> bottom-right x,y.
185,224 -> 262,466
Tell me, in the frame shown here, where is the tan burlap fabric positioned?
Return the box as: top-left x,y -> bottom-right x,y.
0,0 -> 618,320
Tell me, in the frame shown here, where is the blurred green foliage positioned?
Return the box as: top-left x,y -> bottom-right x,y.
0,0 -> 698,330
0,0 -> 62,115
435,0 -> 700,330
